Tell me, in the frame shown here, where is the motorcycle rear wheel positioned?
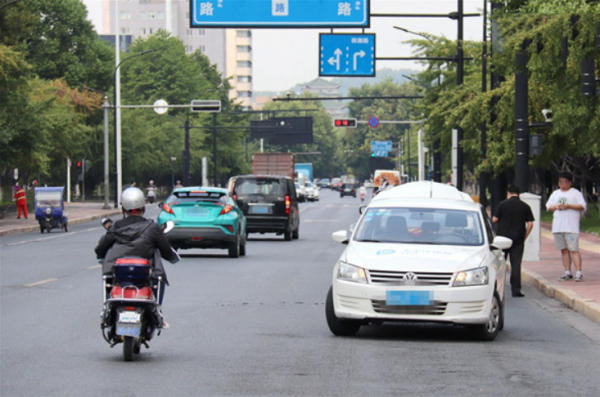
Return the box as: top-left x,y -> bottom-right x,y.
123,336 -> 135,361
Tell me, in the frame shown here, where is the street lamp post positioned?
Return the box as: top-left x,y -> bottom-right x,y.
113,49 -> 154,207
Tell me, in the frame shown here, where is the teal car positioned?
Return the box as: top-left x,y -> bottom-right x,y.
157,187 -> 247,258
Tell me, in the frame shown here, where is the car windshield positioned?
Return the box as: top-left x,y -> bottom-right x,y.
168,190 -> 228,204
35,191 -> 62,207
234,177 -> 282,196
305,182 -> 314,188
353,207 -> 484,246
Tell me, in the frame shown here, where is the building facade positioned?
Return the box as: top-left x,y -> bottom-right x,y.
89,0 -> 252,108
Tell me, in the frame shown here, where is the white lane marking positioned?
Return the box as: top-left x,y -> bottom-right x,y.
3,227 -> 101,247
88,265 -> 101,270
24,278 -> 58,288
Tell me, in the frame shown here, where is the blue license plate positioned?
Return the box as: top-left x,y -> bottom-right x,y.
250,206 -> 270,214
116,324 -> 141,337
386,291 -> 432,306
187,207 -> 209,217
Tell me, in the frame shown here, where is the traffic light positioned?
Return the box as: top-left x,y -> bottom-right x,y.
333,118 -> 357,128
76,160 -> 82,169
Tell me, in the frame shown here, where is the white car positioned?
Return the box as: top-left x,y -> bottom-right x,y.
304,181 -> 320,201
294,182 -> 306,202
326,181 -> 512,341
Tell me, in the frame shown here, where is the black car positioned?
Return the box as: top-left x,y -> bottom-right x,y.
228,175 -> 300,241
340,183 -> 357,198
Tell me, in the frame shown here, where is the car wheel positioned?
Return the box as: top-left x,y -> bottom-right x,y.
325,287 -> 361,337
472,291 -> 502,341
239,230 -> 246,256
284,229 -> 292,241
228,235 -> 240,258
293,225 -> 299,240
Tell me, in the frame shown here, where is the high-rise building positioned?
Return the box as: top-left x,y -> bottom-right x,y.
87,0 -> 253,108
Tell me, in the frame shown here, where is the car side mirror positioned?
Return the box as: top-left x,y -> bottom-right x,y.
491,235 -> 512,251
332,230 -> 349,245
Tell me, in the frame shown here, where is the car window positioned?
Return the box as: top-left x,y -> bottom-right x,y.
234,177 -> 283,196
167,190 -> 228,204
353,207 -> 484,246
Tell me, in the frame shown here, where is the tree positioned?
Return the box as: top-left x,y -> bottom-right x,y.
0,0 -> 114,91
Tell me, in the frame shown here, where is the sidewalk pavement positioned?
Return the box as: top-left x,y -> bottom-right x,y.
521,224 -> 600,325
1,204 -> 599,324
0,201 -> 122,237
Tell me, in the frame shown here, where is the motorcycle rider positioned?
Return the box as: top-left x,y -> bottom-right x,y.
95,187 -> 179,327
359,185 -> 366,201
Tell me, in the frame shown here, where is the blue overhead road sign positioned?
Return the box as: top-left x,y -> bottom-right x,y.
191,0 -> 370,28
371,141 -> 393,153
320,34 -> 375,77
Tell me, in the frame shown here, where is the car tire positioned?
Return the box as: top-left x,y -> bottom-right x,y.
293,225 -> 299,240
325,287 -> 361,337
284,229 -> 292,241
472,291 -> 502,341
239,241 -> 246,256
228,235 -> 240,258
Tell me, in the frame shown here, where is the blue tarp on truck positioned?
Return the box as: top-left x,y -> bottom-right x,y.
295,163 -> 313,183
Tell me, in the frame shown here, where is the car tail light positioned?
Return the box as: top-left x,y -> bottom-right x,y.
162,203 -> 174,214
125,307 -> 136,311
233,194 -> 237,200
285,195 -> 291,214
219,204 -> 234,215
223,225 -> 233,233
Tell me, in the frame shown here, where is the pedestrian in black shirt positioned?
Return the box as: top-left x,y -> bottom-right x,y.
492,185 -> 535,297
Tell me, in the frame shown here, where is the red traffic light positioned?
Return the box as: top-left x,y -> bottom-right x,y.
333,118 -> 357,128
76,161 -> 82,167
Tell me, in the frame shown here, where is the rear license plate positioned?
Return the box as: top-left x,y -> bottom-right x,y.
249,205 -> 271,214
116,323 -> 141,337
187,207 -> 209,217
118,311 -> 141,323
386,291 -> 432,306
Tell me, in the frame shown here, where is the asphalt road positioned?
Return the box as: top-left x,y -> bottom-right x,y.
1,189 -> 600,397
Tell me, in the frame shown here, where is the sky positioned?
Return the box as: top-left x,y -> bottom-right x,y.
82,0 -> 486,92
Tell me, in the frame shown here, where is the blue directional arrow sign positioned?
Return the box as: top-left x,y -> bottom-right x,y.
191,0 -> 370,28
320,33 -> 375,77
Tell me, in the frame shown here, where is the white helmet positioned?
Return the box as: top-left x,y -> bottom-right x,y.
121,187 -> 145,211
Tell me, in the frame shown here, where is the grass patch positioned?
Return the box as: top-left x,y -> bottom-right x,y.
541,204 -> 600,236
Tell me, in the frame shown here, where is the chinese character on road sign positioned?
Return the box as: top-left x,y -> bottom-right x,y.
191,0 -> 370,28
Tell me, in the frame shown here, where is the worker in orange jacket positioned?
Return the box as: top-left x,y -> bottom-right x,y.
13,184 -> 28,219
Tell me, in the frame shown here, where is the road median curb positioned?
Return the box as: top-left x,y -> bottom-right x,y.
522,268 -> 600,325
0,210 -> 122,237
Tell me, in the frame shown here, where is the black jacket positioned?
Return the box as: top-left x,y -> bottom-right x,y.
95,216 -> 177,284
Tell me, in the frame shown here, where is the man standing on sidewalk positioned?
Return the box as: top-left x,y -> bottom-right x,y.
493,185 -> 534,297
546,172 -> 587,282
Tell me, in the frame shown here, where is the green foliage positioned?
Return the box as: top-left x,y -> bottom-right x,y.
116,32 -> 247,187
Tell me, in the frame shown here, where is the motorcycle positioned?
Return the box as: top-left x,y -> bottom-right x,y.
34,187 -> 68,233
359,188 -> 366,202
100,221 -> 176,361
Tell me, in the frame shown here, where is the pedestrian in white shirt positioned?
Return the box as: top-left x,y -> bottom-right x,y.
546,172 -> 587,282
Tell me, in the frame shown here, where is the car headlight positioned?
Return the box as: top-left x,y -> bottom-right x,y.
44,208 -> 51,215
337,261 -> 367,284
453,267 -> 488,287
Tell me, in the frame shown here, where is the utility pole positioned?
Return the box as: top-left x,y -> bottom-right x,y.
515,40 -> 531,193
455,0 -> 465,191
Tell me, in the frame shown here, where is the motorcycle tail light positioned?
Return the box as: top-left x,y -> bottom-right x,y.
162,204 -> 174,214
219,204 -> 234,215
285,195 -> 291,214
